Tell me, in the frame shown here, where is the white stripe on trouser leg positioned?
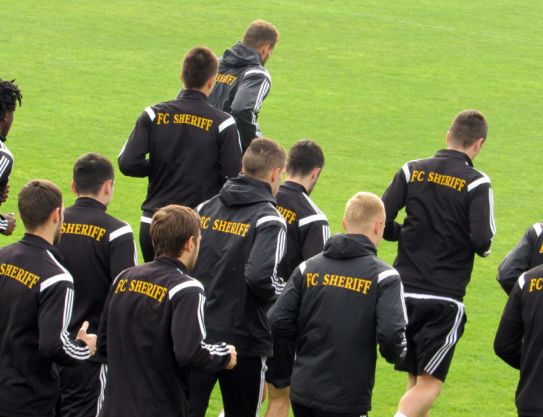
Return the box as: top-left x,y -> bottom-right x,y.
96,363 -> 108,417
424,303 -> 464,375
256,356 -> 267,417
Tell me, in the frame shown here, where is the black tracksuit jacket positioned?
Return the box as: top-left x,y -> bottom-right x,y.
56,197 -> 137,362
276,181 -> 330,282
0,234 -> 91,417
268,234 -> 407,414
97,257 -> 230,417
495,263 -> 543,417
497,222 -> 543,294
194,174 -> 286,357
118,89 -> 242,214
208,42 -> 271,151
382,149 -> 496,301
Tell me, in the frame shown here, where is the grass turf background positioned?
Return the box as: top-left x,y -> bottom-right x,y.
3,0 -> 542,415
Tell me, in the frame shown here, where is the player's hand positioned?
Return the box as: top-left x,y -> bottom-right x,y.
0,213 -> 16,236
76,321 -> 97,356
225,345 -> 237,369
0,184 -> 9,204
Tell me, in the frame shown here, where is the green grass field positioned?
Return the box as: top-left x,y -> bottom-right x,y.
4,0 -> 543,415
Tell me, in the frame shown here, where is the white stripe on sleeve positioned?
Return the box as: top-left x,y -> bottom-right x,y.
218,116 -> 236,133
145,106 -> 156,121
109,224 -> 133,242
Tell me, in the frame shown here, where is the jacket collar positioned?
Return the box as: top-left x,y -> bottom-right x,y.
323,233 -> 377,260
74,197 -> 107,211
281,181 -> 308,194
22,233 -> 64,261
176,89 -> 207,101
435,149 -> 473,167
154,256 -> 189,273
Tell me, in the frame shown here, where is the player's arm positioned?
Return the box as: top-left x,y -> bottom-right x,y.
300,217 -> 330,260
494,276 -> 524,369
382,166 -> 408,241
38,275 -> 94,365
216,116 -> 242,183
245,215 -> 287,302
497,226 -> 538,295
375,270 -> 407,365
468,180 -> 496,257
118,108 -> 153,177
268,266 -> 303,340
0,150 -> 14,202
230,71 -> 271,151
109,223 -> 138,279
96,275 -> 118,358
170,286 -> 235,371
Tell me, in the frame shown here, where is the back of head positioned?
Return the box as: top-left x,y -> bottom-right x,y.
73,152 -> 114,195
242,138 -> 286,180
449,109 -> 488,148
344,192 -> 385,232
242,20 -> 280,49
0,79 -> 22,120
181,46 -> 219,90
287,139 -> 324,177
18,179 -> 62,231
151,205 -> 200,258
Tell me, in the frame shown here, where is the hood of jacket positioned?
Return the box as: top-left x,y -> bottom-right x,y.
219,174 -> 276,207
323,233 -> 377,260
222,42 -> 262,67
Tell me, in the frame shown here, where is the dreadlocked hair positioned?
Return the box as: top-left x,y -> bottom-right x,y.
0,79 -> 22,120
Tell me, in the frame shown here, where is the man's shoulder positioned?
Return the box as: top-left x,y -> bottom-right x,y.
242,65 -> 271,82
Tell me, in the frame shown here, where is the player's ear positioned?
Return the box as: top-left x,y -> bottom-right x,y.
311,167 -> 321,181
341,218 -> 347,232
103,179 -> 113,196
70,180 -> 77,195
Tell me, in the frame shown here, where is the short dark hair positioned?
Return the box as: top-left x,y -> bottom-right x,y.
242,138 -> 286,179
0,79 -> 22,120
73,153 -> 114,195
449,110 -> 488,148
242,20 -> 279,49
18,180 -> 62,231
181,47 -> 219,90
151,205 -> 201,258
286,139 -> 324,176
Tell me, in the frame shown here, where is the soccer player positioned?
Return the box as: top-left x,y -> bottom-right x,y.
265,139 -> 330,417
382,110 -> 495,417
208,20 -> 279,151
494,264 -> 543,417
189,138 -> 287,417
0,78 -> 22,236
269,192 -> 407,417
118,46 -> 242,262
497,222 -> 543,294
97,205 -> 236,417
56,153 -> 137,417
0,180 -> 96,417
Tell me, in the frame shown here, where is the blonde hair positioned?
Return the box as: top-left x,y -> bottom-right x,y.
344,192 -> 385,230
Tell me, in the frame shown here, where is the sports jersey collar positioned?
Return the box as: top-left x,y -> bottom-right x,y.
281,181 -> 308,194
436,149 -> 473,166
176,89 -> 207,101
74,197 -> 107,211
21,233 -> 63,259
154,256 -> 189,273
